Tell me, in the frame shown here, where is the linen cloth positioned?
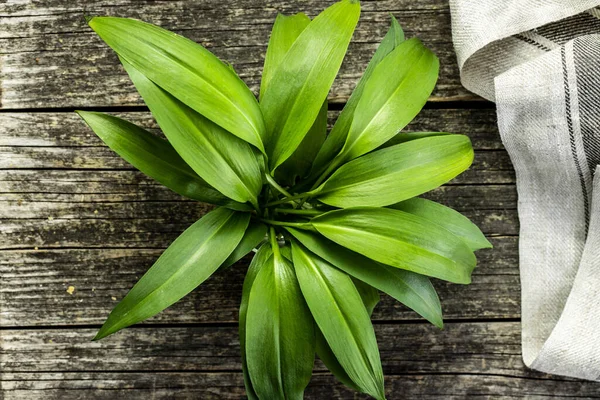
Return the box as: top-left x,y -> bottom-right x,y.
449,1 -> 600,380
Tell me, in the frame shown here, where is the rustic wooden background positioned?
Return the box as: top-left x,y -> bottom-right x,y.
2,0 -> 600,398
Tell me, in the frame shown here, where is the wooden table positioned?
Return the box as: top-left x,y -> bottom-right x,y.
2,1 -> 600,398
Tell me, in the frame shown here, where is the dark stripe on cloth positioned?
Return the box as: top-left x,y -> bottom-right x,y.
537,13 -> 600,45
514,34 -> 553,52
573,37 -> 600,179
562,45 -> 590,229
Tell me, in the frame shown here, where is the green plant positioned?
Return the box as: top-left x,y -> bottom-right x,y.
78,1 -> 491,398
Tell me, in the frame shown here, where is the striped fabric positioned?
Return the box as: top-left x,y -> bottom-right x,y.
450,1 -> 600,381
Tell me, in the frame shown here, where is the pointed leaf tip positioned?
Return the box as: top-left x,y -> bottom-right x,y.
96,208 -> 250,339
309,9 -> 404,179
84,15 -> 94,24
316,135 -> 473,208
389,197 -> 491,252
93,321 -> 117,341
92,330 -> 106,341
310,207 -> 476,284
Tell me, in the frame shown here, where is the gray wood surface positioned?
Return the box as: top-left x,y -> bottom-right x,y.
1,0 -> 599,399
0,0 -> 476,110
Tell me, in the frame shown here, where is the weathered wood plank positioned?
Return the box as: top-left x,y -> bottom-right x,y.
0,147 -> 512,184
0,173 -> 515,216
4,323 -> 600,399
0,323 -> 554,376
0,181 -> 515,219
0,168 -> 516,208
0,0 -> 478,109
0,184 -> 516,251
0,109 -> 502,149
3,372 -> 600,400
0,109 -> 512,184
0,236 -> 517,326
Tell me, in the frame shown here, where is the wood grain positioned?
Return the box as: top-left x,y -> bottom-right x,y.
0,236 -> 516,327
3,323 -> 600,398
0,110 -> 513,183
4,372 -> 600,400
0,322 -> 561,375
0,0 -> 479,110
4,1 -> 597,397
0,109 -> 502,149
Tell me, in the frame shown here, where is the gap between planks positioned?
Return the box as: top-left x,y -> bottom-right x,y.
0,100 -> 495,114
0,317 -> 523,331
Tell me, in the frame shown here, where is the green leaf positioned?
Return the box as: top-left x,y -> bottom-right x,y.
94,208 -> 250,340
330,37 -> 439,168
76,111 -> 250,211
379,131 -> 451,148
313,135 -> 474,208
122,60 -> 263,208
314,277 -> 379,393
277,101 -> 328,184
222,222 -> 268,269
287,240 -> 379,318
291,241 -> 385,400
311,15 -> 404,177
88,16 -> 265,152
390,198 -> 492,251
315,331 -> 360,392
246,251 -> 315,399
260,13 -> 311,100
240,244 -> 273,400
260,0 -> 360,171
310,207 -> 477,284
289,228 -> 440,393
353,278 -> 380,316
285,228 -> 443,327
279,244 -> 293,262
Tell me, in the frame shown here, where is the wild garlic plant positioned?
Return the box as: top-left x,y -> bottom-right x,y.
78,1 -> 491,398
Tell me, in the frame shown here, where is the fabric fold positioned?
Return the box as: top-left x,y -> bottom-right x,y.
450,1 -> 600,380
451,0 -> 600,100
